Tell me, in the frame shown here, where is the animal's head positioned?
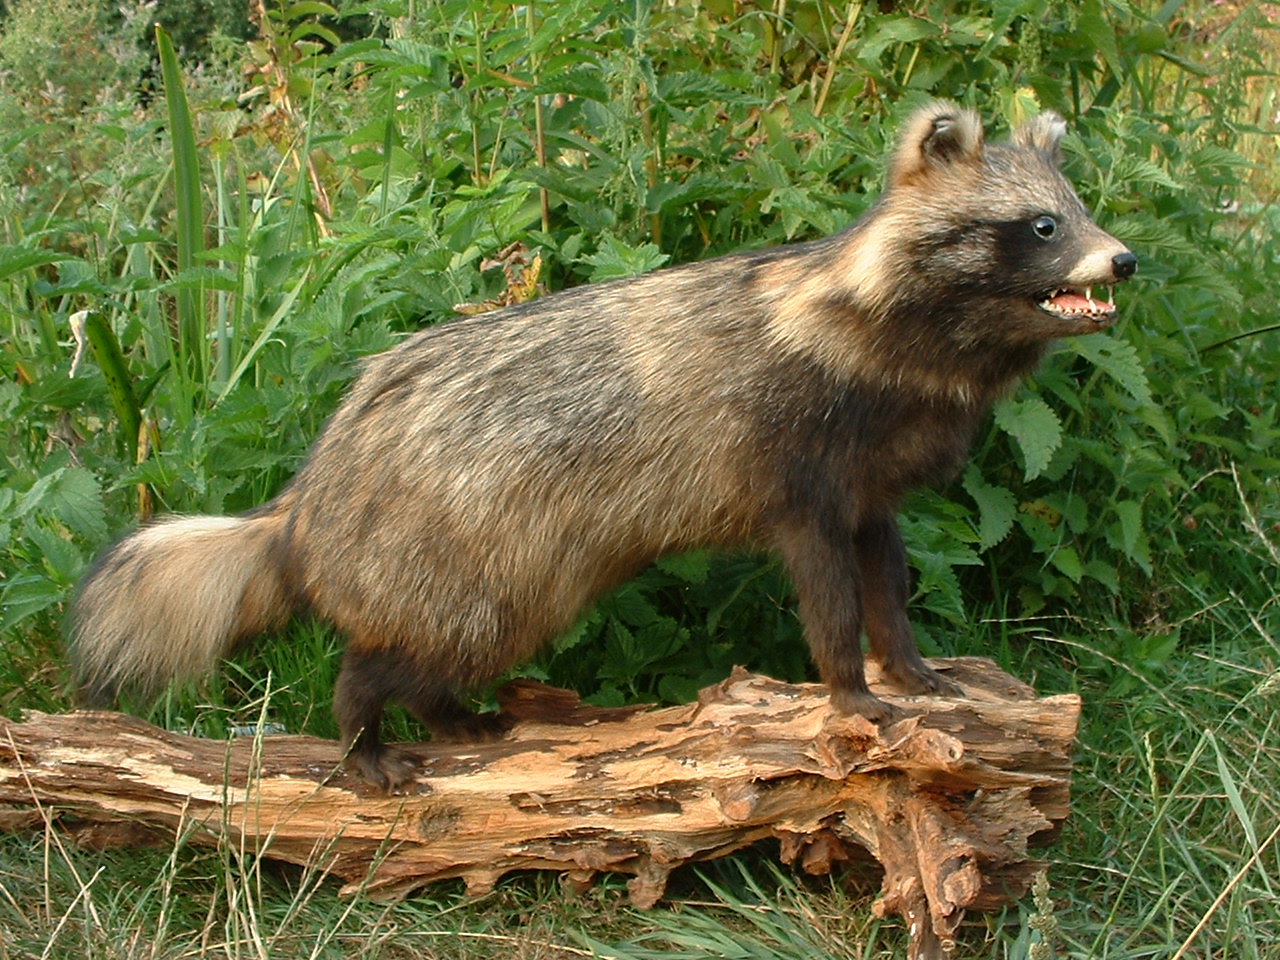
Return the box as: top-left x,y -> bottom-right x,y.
871,101 -> 1137,342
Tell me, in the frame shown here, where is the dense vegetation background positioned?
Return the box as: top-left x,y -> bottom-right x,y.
0,0 -> 1277,956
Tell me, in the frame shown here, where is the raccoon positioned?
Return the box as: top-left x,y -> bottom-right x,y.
70,101 -> 1137,791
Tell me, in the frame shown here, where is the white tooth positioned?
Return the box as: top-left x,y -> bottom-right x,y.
1108,286 -> 1115,304
1085,286 -> 1093,302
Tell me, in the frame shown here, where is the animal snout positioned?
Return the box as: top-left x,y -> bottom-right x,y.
1111,251 -> 1138,280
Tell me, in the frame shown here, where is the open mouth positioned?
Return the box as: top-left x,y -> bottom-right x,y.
1036,286 -> 1117,324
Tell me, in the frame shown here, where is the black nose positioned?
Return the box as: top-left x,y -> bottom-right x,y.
1112,251 -> 1137,280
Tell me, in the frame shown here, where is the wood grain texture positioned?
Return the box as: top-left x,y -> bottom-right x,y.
0,658 -> 1079,960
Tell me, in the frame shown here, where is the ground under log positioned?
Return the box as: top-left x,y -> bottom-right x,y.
0,658 -> 1079,960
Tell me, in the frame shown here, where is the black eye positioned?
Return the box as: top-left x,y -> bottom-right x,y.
1033,215 -> 1057,240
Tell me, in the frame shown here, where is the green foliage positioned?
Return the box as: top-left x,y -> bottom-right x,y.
1,0 -> 1280,954
0,0 -> 1273,726
0,0 -> 150,112
578,861 -> 879,958
150,0 -> 255,62
538,552 -> 807,707
157,25 -> 210,405
0,0 -> 1269,705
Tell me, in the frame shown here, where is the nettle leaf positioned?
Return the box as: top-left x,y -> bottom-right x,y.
655,550 -> 711,584
23,522 -> 84,582
1085,558 -> 1120,595
1112,498 -> 1153,575
581,234 -> 669,281
0,575 -> 66,630
994,396 -> 1062,481
15,467 -> 107,543
48,468 -> 108,542
0,246 -> 75,281
604,581 -> 664,628
1111,155 -> 1183,193
961,465 -> 1017,550
655,71 -> 754,109
1187,144 -> 1252,172
1050,545 -> 1084,583
551,608 -> 603,655
901,513 -> 980,625
1067,334 -> 1152,405
856,16 -> 941,62
1105,213 -> 1199,257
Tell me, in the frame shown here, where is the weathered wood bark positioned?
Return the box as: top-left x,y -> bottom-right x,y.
0,658 -> 1078,960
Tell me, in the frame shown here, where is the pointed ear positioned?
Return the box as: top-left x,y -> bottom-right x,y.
888,101 -> 984,188
1012,111 -> 1068,162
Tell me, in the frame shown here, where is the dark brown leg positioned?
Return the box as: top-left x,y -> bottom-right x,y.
332,644 -> 510,793
853,516 -> 962,698
775,519 -> 892,721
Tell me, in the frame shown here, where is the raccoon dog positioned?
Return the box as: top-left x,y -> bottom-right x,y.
71,101 -> 1137,791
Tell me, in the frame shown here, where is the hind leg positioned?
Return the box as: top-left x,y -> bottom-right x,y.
332,644 -> 511,792
332,646 -> 418,791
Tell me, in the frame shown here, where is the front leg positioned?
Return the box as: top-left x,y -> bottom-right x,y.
852,515 -> 962,698
774,520 -> 893,721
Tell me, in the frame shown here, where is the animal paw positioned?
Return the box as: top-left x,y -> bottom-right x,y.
828,687 -> 900,723
880,659 -> 963,698
432,710 -> 515,743
344,743 -> 423,794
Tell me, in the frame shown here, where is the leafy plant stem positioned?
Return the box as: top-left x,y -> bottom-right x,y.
528,0 -> 551,234
814,1 -> 861,118
212,149 -> 231,387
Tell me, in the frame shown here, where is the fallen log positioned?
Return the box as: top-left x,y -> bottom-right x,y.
0,658 -> 1078,960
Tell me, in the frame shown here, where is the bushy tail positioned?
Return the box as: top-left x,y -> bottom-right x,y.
69,501 -> 295,705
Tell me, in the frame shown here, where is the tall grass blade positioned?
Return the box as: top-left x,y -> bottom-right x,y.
215,267 -> 310,404
156,25 -> 207,410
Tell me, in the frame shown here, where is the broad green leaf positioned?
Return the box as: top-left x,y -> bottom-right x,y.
656,71 -> 754,109
856,17 -> 941,62
1078,0 -> 1121,79
1067,334 -> 1152,405
1050,545 -> 1083,583
645,175 -> 745,216
994,396 -> 1062,481
655,551 -> 712,585
552,609 -> 602,655
290,22 -> 342,47
1112,155 -> 1183,192
1084,559 -> 1119,594
0,247 -> 74,281
47,468 -> 108,542
582,234 -> 669,281
606,583 -> 660,628
281,0 -> 339,19
1187,145 -> 1251,171
532,67 -> 609,103
962,465 -> 1017,550
14,467 -> 106,542
0,576 -> 65,631
1112,498 -> 1152,574
1105,213 -> 1199,257
23,522 -> 84,581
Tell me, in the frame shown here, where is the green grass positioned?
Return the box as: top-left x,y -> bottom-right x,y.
3,0 -> 1280,956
